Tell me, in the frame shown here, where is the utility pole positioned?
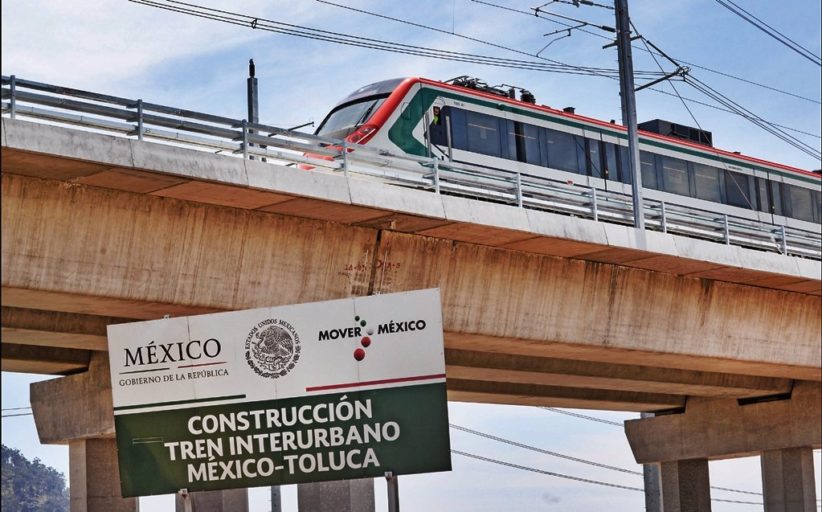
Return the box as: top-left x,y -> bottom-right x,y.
247,59 -> 260,160
614,0 -> 645,230
247,59 -> 259,125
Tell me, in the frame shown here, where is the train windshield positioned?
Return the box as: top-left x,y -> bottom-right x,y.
316,95 -> 388,140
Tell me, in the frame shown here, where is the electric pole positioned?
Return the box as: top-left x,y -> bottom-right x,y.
614,0 -> 645,231
615,1 -> 654,506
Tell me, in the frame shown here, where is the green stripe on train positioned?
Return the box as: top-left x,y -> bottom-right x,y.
388,87 -> 817,185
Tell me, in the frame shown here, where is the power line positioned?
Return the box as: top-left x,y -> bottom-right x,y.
451,423 -> 641,475
1,412 -> 33,418
1,407 -> 32,411
713,0 -> 822,67
541,407 -> 624,426
452,450 -> 764,505
458,420 -> 763,497
470,0 -> 822,105
130,0 -> 665,78
452,449 -> 646,492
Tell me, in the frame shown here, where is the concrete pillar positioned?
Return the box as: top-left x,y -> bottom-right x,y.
761,448 -> 818,512
297,479 -> 375,512
641,412 -> 662,512
174,489 -> 248,512
68,438 -> 138,512
659,459 -> 711,512
644,462 -> 662,512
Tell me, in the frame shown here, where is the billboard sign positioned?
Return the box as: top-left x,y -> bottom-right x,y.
107,289 -> 450,497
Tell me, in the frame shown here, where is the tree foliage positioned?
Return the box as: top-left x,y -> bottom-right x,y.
1,444 -> 69,512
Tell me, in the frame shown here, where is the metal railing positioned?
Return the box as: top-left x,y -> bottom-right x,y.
2,75 -> 820,261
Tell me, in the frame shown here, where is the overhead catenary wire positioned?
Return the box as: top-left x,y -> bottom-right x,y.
317,0 -> 819,143
470,0 -> 821,150
470,0 -> 822,105
713,0 -> 822,67
631,26 -> 756,210
130,0 -> 665,78
136,0 -> 821,147
629,21 -> 709,146
314,0 -> 629,78
684,76 -> 821,161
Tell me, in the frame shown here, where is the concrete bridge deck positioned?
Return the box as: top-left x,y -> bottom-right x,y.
2,118 -> 820,412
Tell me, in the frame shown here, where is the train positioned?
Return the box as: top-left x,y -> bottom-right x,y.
314,76 -> 821,231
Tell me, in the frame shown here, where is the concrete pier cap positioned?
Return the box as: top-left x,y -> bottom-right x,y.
624,381 -> 821,464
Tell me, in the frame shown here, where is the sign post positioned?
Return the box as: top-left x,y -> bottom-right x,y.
385,471 -> 400,512
107,289 -> 451,497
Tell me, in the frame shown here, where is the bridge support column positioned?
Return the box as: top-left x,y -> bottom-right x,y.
659,459 -> 711,512
297,479 -> 374,512
30,352 -> 137,511
625,381 -> 821,512
174,489 -> 248,512
761,447 -> 817,512
68,438 -> 138,512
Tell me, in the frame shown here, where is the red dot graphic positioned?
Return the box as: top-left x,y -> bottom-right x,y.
361,336 -> 371,348
353,348 -> 366,361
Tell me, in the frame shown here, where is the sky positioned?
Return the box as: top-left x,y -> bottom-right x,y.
1,0 -> 821,510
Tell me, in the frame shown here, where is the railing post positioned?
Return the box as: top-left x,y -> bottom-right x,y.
516,172 -> 523,208
342,140 -> 349,177
723,214 -> 730,244
660,201 -> 667,233
241,119 -> 249,159
9,75 -> 16,119
432,158 -> 440,194
591,186 -> 598,222
780,225 -> 787,255
136,99 -> 144,141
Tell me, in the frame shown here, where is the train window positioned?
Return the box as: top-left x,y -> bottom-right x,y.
619,146 -> 632,184
693,163 -> 722,202
575,136 -> 588,175
465,111 -> 502,157
605,143 -> 620,181
317,96 -> 388,140
815,190 -> 822,223
770,181 -> 784,216
429,106 -> 449,146
786,185 -> 815,222
660,155 -> 691,196
755,178 -> 770,213
724,170 -> 754,209
545,129 -> 580,173
588,139 -> 604,179
509,122 -> 542,166
640,151 -> 658,189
